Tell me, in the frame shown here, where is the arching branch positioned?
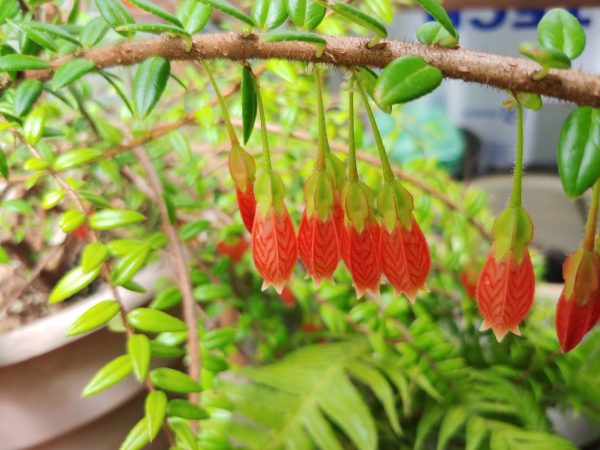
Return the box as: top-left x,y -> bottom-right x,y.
10,32 -> 600,108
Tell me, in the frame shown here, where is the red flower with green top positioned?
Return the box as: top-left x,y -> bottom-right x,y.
476,206 -> 535,341
377,180 -> 430,302
229,144 -> 256,233
555,249 -> 600,352
251,171 -> 297,294
341,181 -> 381,298
298,170 -> 341,286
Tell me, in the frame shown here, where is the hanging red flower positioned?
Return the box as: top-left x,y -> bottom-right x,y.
229,144 -> 256,233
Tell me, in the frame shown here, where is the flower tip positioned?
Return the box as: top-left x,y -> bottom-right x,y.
480,322 -> 521,342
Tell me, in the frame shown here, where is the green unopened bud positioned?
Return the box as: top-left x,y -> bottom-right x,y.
492,206 -> 533,262
563,249 -> 600,305
377,179 -> 414,233
326,153 -> 346,191
228,144 -> 256,193
343,181 -> 374,233
255,170 -> 286,216
304,170 -> 335,221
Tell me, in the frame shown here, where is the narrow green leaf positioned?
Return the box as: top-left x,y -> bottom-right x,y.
437,406 -> 468,450
115,23 -> 192,50
169,418 -> 198,450
0,0 -> 19,25
8,20 -> 58,52
54,147 -> 102,170
127,0 -> 183,26
177,0 -> 212,34
193,283 -> 232,302
150,368 -> 202,393
415,407 -> 445,450
80,190 -> 112,208
0,245 -> 10,264
107,239 -> 149,256
111,244 -> 151,285
252,0 -> 287,30
82,354 -> 132,397
68,0 -> 81,23
128,334 -> 151,381
133,56 -> 171,117
303,407 -> 343,450
59,209 -> 86,233
198,0 -> 256,26
417,21 -> 458,48
263,30 -> 326,47
0,151 -> 8,179
466,416 -> 489,450
99,71 -> 135,115
23,106 -> 45,144
168,399 -> 210,420
145,391 -> 167,441
558,107 -> 600,198
52,59 -> 96,90
241,66 -> 257,144
162,193 -> 177,224
89,209 -> 146,230
414,0 -> 458,39
66,300 -> 120,336
329,2 -> 387,39
22,22 -> 81,47
49,265 -> 101,303
120,417 -> 150,450
201,327 -> 236,350
95,0 -> 135,37
179,220 -> 210,241
0,54 -> 49,71
375,55 -> 443,107
202,353 -> 229,372
128,308 -> 187,333
365,0 -> 392,23
287,0 -> 325,29
150,286 -> 182,310
14,79 -> 43,116
538,8 -> 585,60
150,342 -> 185,358
81,17 -> 110,48
81,242 -> 110,273
41,189 -> 65,209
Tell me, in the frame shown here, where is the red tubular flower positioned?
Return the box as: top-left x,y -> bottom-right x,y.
251,171 -> 297,294
377,180 -> 430,302
298,170 -> 341,285
341,181 -> 381,298
217,236 -> 249,263
229,144 -> 256,233
476,206 -> 535,341
555,249 -> 600,352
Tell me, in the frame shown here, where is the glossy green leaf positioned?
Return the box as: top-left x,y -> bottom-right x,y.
80,190 -> 112,208
120,417 -> 150,450
52,59 -> 96,90
365,0 -> 392,23
107,239 -> 149,256
0,54 -> 49,71
417,21 -> 458,48
99,71 -> 135,115
201,327 -> 236,350
263,30 -> 326,46
150,286 -> 182,310
252,0 -> 287,29
89,209 -> 146,230
128,334 -> 151,381
14,79 -> 43,116
133,57 -> 171,117
287,0 -> 325,29
81,17 -> 110,47
66,300 -> 120,336
150,342 -> 185,358
198,0 -> 255,25
329,2 -> 387,39
115,23 -> 192,50
41,189 -> 65,209
168,418 -> 198,450
95,0 -> 135,37
82,354 -> 132,397
68,0 -> 81,23
414,0 -> 458,39
0,151 -> 7,179
375,55 -> 443,107
177,0 -> 212,34
558,107 -> 600,198
127,0 -> 183,26
59,209 -> 86,233
54,147 -> 102,170
145,390 -> 167,441
111,244 -> 151,285
0,0 -> 19,25
21,22 -> 81,47
82,242 -> 110,273
128,308 -> 187,333
8,20 -> 58,51
538,8 -> 585,60
168,399 -> 210,420
150,368 -> 202,393
178,220 -> 210,241
202,353 -> 229,373
193,283 -> 232,302
241,66 -> 257,144
23,106 -> 45,144
49,265 -> 101,303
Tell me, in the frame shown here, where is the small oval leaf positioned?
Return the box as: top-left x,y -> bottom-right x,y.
14,79 -> 43,116
111,245 -> 151,286
82,242 -> 110,273
414,0 -> 458,40
133,56 -> 171,117
81,16 -> 110,47
128,334 -> 151,381
66,300 -> 121,336
168,399 -> 210,420
329,2 -> 387,39
287,0 -> 325,29
198,0 -> 255,26
252,0 -> 287,30
54,147 -> 102,170
95,0 -> 135,37
241,66 -> 257,144
177,0 -> 212,34
149,368 -> 202,393
59,209 -> 87,233
52,59 -> 96,90
128,308 -> 188,333
83,354 -> 132,397
120,417 -> 150,450
538,8 -> 585,60
49,265 -> 101,303
23,106 -> 46,145
0,54 -> 49,71
89,209 -> 146,230
145,390 -> 167,441
416,21 -> 458,48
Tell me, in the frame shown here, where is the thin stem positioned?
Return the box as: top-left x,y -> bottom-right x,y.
509,102 -> 524,208
200,60 -> 239,146
314,65 -> 327,171
583,179 -> 600,252
250,70 -> 272,172
348,77 -> 358,183
355,79 -> 394,182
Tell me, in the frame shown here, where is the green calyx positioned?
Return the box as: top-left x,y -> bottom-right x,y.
492,206 -> 533,262
564,249 -> 600,305
228,144 -> 256,193
377,179 -> 414,233
254,170 -> 286,216
304,169 -> 335,221
343,181 -> 374,233
326,152 -> 346,192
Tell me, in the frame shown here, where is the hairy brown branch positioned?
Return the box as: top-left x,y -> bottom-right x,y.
14,33 -> 600,107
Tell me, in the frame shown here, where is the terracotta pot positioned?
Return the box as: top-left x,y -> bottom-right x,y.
0,263 -> 169,450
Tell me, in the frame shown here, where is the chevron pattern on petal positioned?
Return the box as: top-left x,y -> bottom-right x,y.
344,222 -> 381,297
555,289 -> 596,353
298,211 -> 340,283
236,187 -> 256,233
476,249 -> 535,335
379,224 -> 410,294
404,219 -> 431,290
252,207 -> 297,290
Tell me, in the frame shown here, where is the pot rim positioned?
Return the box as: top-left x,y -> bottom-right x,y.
0,261 -> 168,367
